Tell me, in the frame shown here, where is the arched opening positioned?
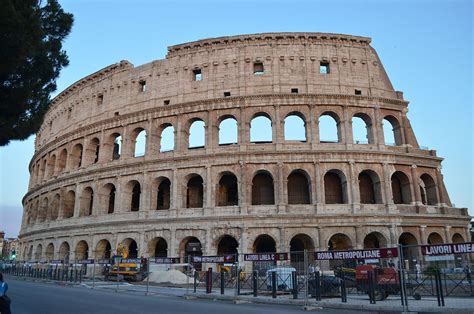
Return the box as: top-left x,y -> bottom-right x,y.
47,155 -> 56,178
157,178 -> 171,210
219,117 -> 238,145
328,233 -> 353,268
252,172 -> 274,205
45,243 -> 54,260
358,170 -> 383,204
383,115 -> 402,146
130,181 -> 141,211
319,112 -> 341,143
363,232 -> 388,249
133,128 -> 147,157
57,149 -> 67,174
35,244 -> 43,261
38,197 -> 48,223
50,193 -> 60,220
186,175 -> 203,208
181,237 -> 202,270
427,232 -> 443,245
59,242 -> 70,262
217,173 -> 238,206
100,183 -> 116,214
160,124 -> 175,152
352,113 -> 373,144
287,170 -> 310,204
27,245 -> 33,261
391,171 -> 412,204
80,187 -> 94,216
96,240 -> 112,259
75,240 -> 89,260
452,233 -> 465,243
324,170 -> 348,204
149,238 -> 168,257
290,234 -> 315,268
111,133 -> 122,160
63,190 -> 75,219
250,113 -> 272,143
189,119 -> 205,149
420,174 -> 438,205
39,159 -> 46,181
253,234 -> 277,273
86,137 -> 100,165
122,238 -> 138,259
217,235 -> 239,256
70,143 -> 83,168
284,113 -> 306,142
398,232 -> 419,270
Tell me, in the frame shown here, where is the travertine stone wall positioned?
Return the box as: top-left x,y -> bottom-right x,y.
19,33 -> 470,263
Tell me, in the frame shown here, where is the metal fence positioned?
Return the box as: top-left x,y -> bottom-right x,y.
1,241 -> 473,311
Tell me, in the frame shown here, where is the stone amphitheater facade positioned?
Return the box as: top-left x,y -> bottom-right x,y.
19,32 -> 470,266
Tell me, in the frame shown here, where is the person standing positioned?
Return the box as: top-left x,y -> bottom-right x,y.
0,273 -> 11,314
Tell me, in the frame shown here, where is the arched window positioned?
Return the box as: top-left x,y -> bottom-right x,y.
70,143 -> 83,168
150,237 -> 168,257
217,173 -> 238,206
96,240 -> 112,259
160,124 -> 175,152
363,232 -> 388,249
187,175 -> 204,208
189,119 -> 205,149
324,170 -> 347,204
100,183 -> 116,214
427,232 -> 443,244
47,155 -> 56,178
358,170 -> 382,204
352,113 -> 373,144
39,197 -> 48,222
284,113 -> 306,142
57,149 -> 67,174
133,128 -> 147,157
383,115 -> 402,146
75,241 -> 89,260
63,191 -> 75,219
111,134 -> 122,160
45,243 -> 54,260
420,174 -> 438,205
130,181 -> 141,211
219,117 -> 238,145
287,170 -> 310,204
217,235 -> 239,256
50,194 -> 60,221
87,137 -> 100,164
252,172 -> 274,205
319,112 -> 340,143
250,113 -> 272,143
391,171 -> 412,204
108,185 -> 115,214
157,178 -> 171,210
80,187 -> 94,216
35,244 -> 43,261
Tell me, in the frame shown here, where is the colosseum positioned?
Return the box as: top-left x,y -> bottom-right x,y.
19,32 -> 470,270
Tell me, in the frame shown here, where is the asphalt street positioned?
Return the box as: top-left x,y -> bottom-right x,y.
4,275 -> 363,314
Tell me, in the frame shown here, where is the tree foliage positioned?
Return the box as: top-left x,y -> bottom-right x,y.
0,0 -> 73,146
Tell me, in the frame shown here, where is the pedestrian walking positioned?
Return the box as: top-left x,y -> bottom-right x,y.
0,272 -> 11,314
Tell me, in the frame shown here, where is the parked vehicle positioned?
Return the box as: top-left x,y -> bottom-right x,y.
265,267 -> 296,291
308,274 -> 342,297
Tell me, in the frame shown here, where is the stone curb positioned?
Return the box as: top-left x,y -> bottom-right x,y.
182,293 -> 474,313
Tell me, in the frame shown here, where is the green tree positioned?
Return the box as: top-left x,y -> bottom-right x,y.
0,0 -> 73,146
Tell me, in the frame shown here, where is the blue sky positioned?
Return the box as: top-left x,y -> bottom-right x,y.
0,0 -> 472,238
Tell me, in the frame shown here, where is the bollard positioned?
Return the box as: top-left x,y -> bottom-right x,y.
292,271 -> 298,299
271,271 -> 277,299
220,270 -> 225,295
435,270 -> 445,307
237,269 -> 241,295
340,269 -> 347,303
79,267 -> 83,283
193,270 -> 198,293
368,270 -> 376,304
253,270 -> 258,297
205,267 -> 213,294
314,271 -> 321,301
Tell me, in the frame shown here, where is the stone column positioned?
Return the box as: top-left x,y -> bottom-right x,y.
142,171 -> 152,211
411,165 -> 422,205
277,162 -> 285,213
145,118 -> 155,160
169,228 -> 177,257
342,107 -> 352,145
373,106 -> 382,146
419,225 -> 427,245
444,226 -> 451,244
171,168 -> 178,213
274,105 -> 281,144
205,166 -> 212,208
310,105 -> 319,149
435,166 -> 446,206
382,163 -> 393,212
348,161 -> 359,211
73,184 -> 81,218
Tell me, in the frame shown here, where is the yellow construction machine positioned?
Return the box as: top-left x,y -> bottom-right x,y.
106,244 -> 147,281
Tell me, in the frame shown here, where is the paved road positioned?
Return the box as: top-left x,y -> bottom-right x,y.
5,276 -> 362,314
